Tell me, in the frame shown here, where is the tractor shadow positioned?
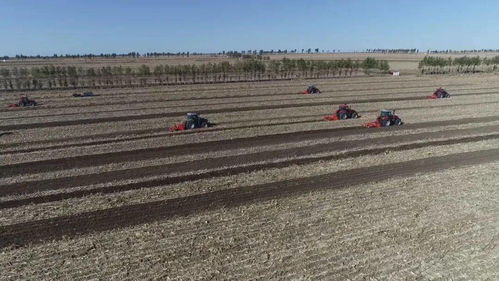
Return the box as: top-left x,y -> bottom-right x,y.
0,132 -> 13,137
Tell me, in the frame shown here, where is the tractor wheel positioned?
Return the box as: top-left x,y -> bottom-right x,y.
189,123 -> 196,129
339,113 -> 348,120
351,112 -> 358,119
201,122 -> 209,128
394,119 -> 402,126
382,120 -> 391,127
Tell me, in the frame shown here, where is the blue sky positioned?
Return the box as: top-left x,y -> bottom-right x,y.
1,0 -> 499,56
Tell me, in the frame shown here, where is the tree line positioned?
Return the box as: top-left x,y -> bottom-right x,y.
3,51 -> 208,60
4,49 -> 499,61
365,49 -> 419,54
426,49 -> 499,54
223,48 -> 336,56
1,49 -> 325,60
0,57 -> 389,90
0,48 -> 373,61
418,55 -> 499,74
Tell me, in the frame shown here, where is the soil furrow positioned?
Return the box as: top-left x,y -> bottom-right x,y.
2,91 -> 493,131
0,78 -> 438,106
0,148 -> 497,249
1,132 -> 497,207
2,100 -> 497,155
0,180 -> 419,261
1,83 -> 480,120
0,131 -> 499,206
2,115 -> 498,177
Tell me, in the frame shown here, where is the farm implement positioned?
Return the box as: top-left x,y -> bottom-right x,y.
73,91 -> 97,97
324,104 -> 360,121
169,112 -> 213,132
428,88 -> 451,99
7,96 -> 38,108
364,110 -> 403,128
301,85 -> 321,94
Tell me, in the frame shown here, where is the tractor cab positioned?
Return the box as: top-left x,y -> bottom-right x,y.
339,104 -> 350,110
186,113 -> 201,128
186,112 -> 199,120
184,113 -> 210,129
379,110 -> 394,118
20,96 -> 30,106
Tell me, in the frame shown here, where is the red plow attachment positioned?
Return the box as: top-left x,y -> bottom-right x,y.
300,90 -> 319,95
364,120 -> 382,128
168,123 -> 186,132
323,114 -> 340,121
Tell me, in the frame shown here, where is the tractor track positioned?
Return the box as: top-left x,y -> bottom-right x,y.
0,85 -> 494,121
1,101 -> 498,155
0,148 -> 497,249
2,79 -> 436,111
0,82 -> 473,115
14,76 -> 431,95
2,115 -> 499,177
1,91 -> 496,131
0,77 -> 434,102
11,80 -> 435,99
0,84 -> 484,121
1,131 -> 498,208
3,82 -> 471,109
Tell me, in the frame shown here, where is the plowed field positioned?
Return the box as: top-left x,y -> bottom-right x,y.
1,74 -> 498,280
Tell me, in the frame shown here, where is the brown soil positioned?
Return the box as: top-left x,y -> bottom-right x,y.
1,148 -> 497,249
1,73 -> 498,280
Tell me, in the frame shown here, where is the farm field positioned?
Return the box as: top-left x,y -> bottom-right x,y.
0,73 -> 498,280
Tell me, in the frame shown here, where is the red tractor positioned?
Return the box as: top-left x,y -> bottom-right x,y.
428,88 -> 450,99
8,96 -> 38,107
324,104 -> 360,121
169,113 -> 213,132
301,85 -> 321,94
364,110 -> 403,128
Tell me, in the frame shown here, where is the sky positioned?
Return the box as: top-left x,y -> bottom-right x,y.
1,0 -> 499,56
